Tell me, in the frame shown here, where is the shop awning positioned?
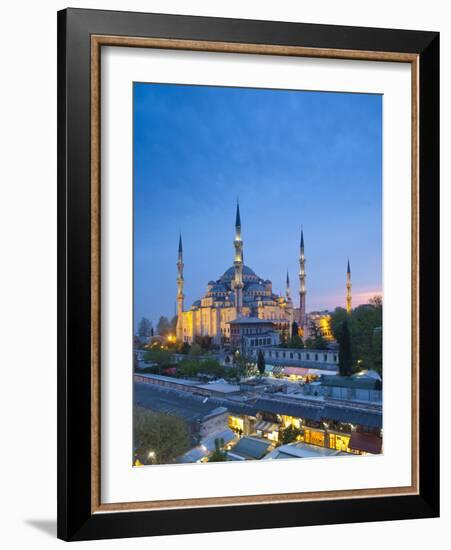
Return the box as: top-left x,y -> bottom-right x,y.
283,367 -> 309,376
255,421 -> 279,433
349,432 -> 382,454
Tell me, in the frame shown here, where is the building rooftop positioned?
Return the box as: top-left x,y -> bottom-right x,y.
227,436 -> 273,460
264,441 -> 350,460
321,375 -> 381,390
134,382 -> 228,423
229,317 -> 275,325
195,382 -> 241,394
134,375 -> 383,428
136,372 -> 199,386
178,428 -> 237,463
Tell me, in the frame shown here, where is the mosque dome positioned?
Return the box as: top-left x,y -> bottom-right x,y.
219,265 -> 259,284
209,283 -> 227,294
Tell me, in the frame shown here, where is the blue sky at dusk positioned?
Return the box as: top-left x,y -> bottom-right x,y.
134,83 -> 382,327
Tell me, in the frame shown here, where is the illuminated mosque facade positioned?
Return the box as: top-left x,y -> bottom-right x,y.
175,204 -> 309,345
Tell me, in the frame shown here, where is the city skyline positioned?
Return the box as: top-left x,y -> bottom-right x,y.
134,83 -> 382,327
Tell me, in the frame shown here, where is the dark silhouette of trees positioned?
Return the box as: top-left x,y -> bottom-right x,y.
257,349 -> 266,376
338,318 -> 353,376
137,317 -> 153,339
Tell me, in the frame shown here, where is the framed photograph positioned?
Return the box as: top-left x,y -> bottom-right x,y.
57,8 -> 439,541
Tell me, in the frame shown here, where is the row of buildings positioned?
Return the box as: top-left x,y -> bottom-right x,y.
134,368 -> 382,462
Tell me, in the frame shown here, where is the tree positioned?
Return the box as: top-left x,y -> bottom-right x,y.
369,295 -> 383,307
330,299 -> 383,376
189,343 -> 202,357
179,341 -> 191,354
338,318 -> 353,376
290,334 -> 304,348
372,327 -> 383,375
223,366 -> 239,381
133,407 -> 191,465
156,316 -> 171,337
177,359 -> 201,378
142,349 -> 174,373
281,425 -> 302,444
235,350 -> 257,379
351,302 -> 382,374
312,334 -> 328,350
291,321 -> 299,338
306,319 -> 328,349
170,315 -> 178,335
137,317 -> 153,340
329,307 -> 348,344
257,349 -> 266,376
208,438 -> 227,462
200,358 -> 224,378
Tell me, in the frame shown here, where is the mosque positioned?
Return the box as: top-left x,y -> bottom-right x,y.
175,203 -> 312,346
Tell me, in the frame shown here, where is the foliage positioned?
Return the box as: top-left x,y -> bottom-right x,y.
137,365 -> 160,374
305,319 -> 329,349
170,315 -> 178,335
179,342 -> 191,354
176,357 -> 227,380
201,358 -> 223,377
208,438 -> 227,462
223,366 -> 239,381
308,335 -> 329,350
194,335 -> 215,350
289,334 -> 305,349
137,317 -> 153,339
330,298 -> 383,376
235,351 -> 257,378
156,316 -> 171,337
189,343 -> 203,357
133,406 -> 191,465
281,425 -> 302,444
142,349 -> 174,373
291,321 -> 299,338
338,318 -> 353,376
177,359 -> 201,378
257,349 -> 266,376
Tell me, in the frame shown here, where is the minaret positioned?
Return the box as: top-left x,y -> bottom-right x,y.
299,228 -> 306,333
346,259 -> 352,313
286,269 -> 294,326
176,234 -> 184,341
233,201 -> 244,316
286,270 -> 291,302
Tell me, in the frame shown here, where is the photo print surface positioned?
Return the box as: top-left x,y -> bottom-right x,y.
133,82 -> 383,467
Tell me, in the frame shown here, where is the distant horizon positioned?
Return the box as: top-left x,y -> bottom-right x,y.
134,83 -> 382,329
